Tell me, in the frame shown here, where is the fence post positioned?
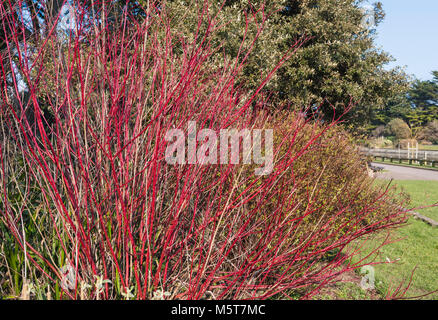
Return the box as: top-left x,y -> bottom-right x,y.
416,142 -> 419,164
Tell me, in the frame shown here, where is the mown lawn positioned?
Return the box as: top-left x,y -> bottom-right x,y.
396,180 -> 438,221
419,145 -> 438,151
320,180 -> 438,300
350,180 -> 438,299
353,218 -> 438,299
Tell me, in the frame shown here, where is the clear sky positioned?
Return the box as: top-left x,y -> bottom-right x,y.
374,0 -> 438,81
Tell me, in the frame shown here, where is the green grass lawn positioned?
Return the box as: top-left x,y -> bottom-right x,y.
420,145 -> 438,151
350,180 -> 438,299
352,218 -> 438,299
321,180 -> 438,300
396,180 -> 438,221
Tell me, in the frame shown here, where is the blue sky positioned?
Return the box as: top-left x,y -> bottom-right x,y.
374,0 -> 438,81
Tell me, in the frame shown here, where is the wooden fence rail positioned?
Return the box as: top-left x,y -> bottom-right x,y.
360,147 -> 438,167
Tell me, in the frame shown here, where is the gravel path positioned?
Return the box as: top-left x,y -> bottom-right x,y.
372,163 -> 438,181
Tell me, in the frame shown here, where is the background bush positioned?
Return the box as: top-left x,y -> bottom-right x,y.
385,118 -> 412,141
417,120 -> 438,144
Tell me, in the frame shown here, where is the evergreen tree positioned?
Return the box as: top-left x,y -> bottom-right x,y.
148,0 -> 409,131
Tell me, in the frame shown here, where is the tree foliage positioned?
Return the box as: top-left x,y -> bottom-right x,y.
139,0 -> 409,130
418,120 -> 438,144
372,71 -> 438,138
385,118 -> 411,140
